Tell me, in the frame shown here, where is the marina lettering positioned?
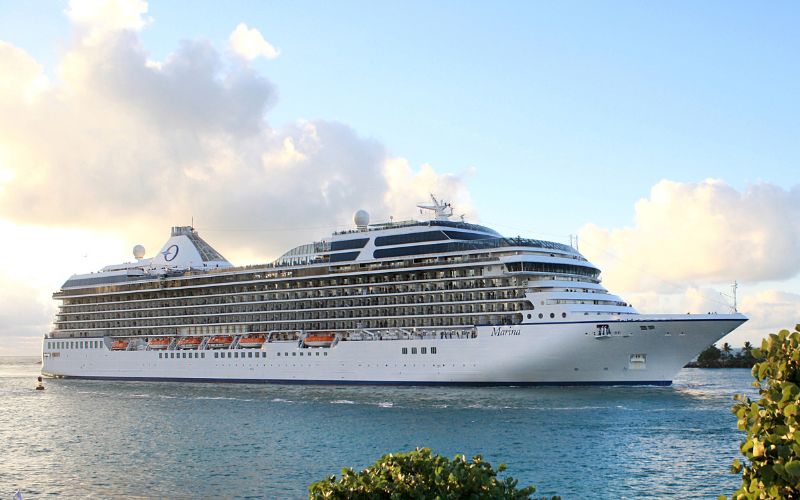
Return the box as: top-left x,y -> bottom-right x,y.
490,327 -> 521,336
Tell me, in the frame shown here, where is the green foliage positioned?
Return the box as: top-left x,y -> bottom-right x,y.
728,325 -> 800,499
308,447 -> 558,499
698,344 -> 722,366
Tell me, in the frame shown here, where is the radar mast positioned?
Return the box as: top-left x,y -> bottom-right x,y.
417,194 -> 454,221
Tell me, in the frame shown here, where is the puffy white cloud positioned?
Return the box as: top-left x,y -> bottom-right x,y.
67,0 -> 150,43
579,179 -> 800,293
578,179 -> 800,346
0,41 -> 48,102
229,23 -> 280,61
383,159 -> 476,221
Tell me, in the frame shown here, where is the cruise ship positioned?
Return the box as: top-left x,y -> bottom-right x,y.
41,197 -> 746,385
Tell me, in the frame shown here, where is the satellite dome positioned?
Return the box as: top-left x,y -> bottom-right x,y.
353,209 -> 370,229
133,245 -> 146,260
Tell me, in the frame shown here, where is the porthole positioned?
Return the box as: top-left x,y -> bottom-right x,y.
538,313 -> 543,319
562,313 -> 566,318
550,313 -> 555,319
527,314 -> 532,319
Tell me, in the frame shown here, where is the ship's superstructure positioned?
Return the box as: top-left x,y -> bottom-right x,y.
41,197 -> 746,385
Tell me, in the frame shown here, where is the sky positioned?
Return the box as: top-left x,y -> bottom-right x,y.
0,0 -> 798,355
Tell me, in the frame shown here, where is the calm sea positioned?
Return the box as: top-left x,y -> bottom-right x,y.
0,356 -> 757,499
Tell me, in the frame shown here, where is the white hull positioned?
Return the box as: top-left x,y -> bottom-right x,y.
42,314 -> 745,385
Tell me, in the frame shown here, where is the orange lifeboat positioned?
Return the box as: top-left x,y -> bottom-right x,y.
303,333 -> 335,347
148,338 -> 171,350
111,340 -> 129,351
177,337 -> 202,349
239,335 -> 266,349
207,335 -> 233,349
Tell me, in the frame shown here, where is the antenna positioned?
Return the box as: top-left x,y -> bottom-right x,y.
417,194 -> 454,220
732,281 -> 738,313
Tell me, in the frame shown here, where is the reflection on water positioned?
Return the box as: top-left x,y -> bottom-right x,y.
0,357 -> 756,498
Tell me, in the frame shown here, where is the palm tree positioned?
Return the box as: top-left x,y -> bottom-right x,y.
744,341 -> 753,352
722,342 -> 732,358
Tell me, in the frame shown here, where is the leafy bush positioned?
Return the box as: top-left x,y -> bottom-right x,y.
729,325 -> 800,498
308,447 -> 558,499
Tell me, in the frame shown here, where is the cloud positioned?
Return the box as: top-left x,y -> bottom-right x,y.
67,0 -> 150,43
229,23 -> 280,61
578,179 -> 800,293
383,159 -> 477,221
0,5 -> 473,261
577,179 -> 800,346
0,41 -> 48,102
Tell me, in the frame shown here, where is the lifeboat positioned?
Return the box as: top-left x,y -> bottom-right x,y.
177,337 -> 202,349
303,333 -> 336,347
111,340 -> 129,351
239,335 -> 266,349
207,335 -> 233,349
148,338 -> 171,350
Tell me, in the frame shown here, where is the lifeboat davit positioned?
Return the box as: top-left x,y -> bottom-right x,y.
148,338 -> 171,350
177,337 -> 202,349
239,335 -> 266,349
111,340 -> 129,351
303,333 -> 336,347
207,335 -> 233,349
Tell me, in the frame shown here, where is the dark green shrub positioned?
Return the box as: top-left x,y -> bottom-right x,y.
308,447 -> 558,499
729,325 -> 800,499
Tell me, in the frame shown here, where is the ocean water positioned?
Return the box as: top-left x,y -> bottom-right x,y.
0,356 -> 757,499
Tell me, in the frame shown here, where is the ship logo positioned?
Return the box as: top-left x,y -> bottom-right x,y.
163,244 -> 179,262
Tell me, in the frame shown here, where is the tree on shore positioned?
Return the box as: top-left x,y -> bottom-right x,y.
722,342 -> 733,358
697,345 -> 722,367
728,325 -> 800,499
308,447 -> 559,499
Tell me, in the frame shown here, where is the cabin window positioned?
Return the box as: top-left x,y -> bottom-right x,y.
248,352 -> 253,358
276,352 -> 280,356
201,353 -> 205,359
182,353 -> 186,358
234,352 -> 238,358
214,353 -> 219,358
292,352 -> 296,356
412,347 -> 417,354
170,353 -> 175,358
316,352 -> 319,356
402,348 -> 408,354
324,352 -> 328,356
421,347 -> 427,354
431,347 -> 437,354
158,353 -> 162,358
227,352 -> 232,358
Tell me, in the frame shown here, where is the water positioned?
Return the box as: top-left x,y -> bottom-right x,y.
0,357 -> 757,499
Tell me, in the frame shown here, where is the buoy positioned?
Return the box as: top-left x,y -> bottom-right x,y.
35,376 -> 44,391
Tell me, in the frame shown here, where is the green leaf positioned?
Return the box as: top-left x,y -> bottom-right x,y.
786,461 -> 800,478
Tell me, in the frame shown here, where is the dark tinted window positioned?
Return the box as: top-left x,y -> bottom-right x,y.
330,238 -> 369,251
329,251 -> 361,263
443,231 -> 494,241
375,231 -> 448,247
